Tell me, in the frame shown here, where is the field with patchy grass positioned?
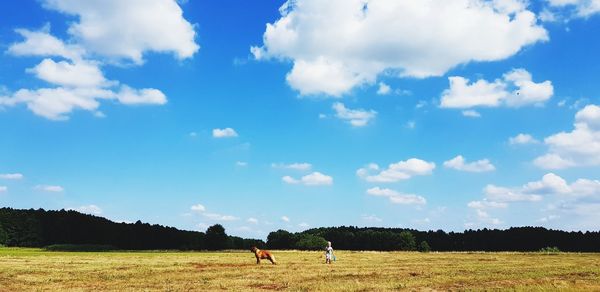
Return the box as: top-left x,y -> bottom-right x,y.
1,247 -> 599,291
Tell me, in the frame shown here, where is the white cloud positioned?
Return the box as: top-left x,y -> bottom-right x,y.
479,173 -> 576,204
298,222 -> 310,228
0,173 -> 24,180
282,176 -> 300,184
42,0 -> 199,63
212,128 -> 238,138
366,187 -> 427,205
247,217 -> 258,224
252,0 -> 547,96
443,155 -> 495,172
509,133 -> 539,145
2,0 -> 197,120
283,171 -> 333,186
203,213 -> 239,221
376,82 -> 391,95
27,58 -> 111,88
35,185 -> 64,192
534,104 -> 600,169
357,158 -> 435,183
462,110 -> 481,118
281,216 -> 290,222
190,204 -> 206,212
115,86 -> 167,105
0,186 -> 7,193
547,0 -> 600,18
271,162 -> 312,171
69,204 -> 102,215
332,102 -> 377,127
236,161 -> 248,167
8,26 -> 83,60
484,185 -> 543,202
361,214 -> 383,222
474,173 -> 600,228
440,68 -> 553,109
1,87 -> 108,121
188,203 -> 239,222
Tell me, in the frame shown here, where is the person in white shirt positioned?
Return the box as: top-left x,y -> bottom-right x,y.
324,241 -> 334,264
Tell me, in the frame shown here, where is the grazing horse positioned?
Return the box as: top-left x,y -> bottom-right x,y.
250,246 -> 277,264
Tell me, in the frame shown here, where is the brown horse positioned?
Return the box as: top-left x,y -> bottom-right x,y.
250,246 -> 277,264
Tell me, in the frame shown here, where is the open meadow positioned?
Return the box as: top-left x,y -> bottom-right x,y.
1,248 -> 599,291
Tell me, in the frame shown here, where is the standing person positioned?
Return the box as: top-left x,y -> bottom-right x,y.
325,241 -> 334,264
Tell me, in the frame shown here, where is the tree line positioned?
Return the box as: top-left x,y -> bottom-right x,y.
269,226 -> 600,252
0,208 -> 264,250
2,208 -> 600,251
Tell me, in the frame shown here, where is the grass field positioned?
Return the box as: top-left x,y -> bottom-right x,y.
1,248 -> 599,291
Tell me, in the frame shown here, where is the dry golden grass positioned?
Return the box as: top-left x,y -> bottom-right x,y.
1,247 -> 599,291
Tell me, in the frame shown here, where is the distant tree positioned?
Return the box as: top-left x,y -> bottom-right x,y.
294,234 -> 327,250
398,231 -> 416,251
418,241 -> 431,252
205,224 -> 230,250
267,229 -> 295,249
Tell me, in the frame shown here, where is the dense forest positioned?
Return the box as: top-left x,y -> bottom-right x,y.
2,207 -> 600,252
0,208 -> 264,250
273,226 -> 600,252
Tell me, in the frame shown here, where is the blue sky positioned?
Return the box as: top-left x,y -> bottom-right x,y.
1,0 -> 599,239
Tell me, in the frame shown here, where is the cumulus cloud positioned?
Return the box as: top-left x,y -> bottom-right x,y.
27,58 -> 112,88
443,155 -> 495,172
116,86 -> 167,105
356,159 -> 435,183
0,85 -> 165,120
7,26 -> 84,60
282,171 -> 333,186
281,216 -> 290,222
534,104 -> 600,169
69,204 -> 102,215
477,173 -> 600,228
247,217 -> 259,224
2,0 -> 197,120
366,187 -> 427,205
509,133 -> 539,145
252,0 -> 547,96
332,102 -> 377,127
190,204 -> 206,212
0,173 -> 24,180
42,0 -> 199,63
35,185 -> 64,192
440,68 -> 554,109
547,0 -> 600,18
271,162 -> 312,171
480,173 -> 576,203
212,128 -> 238,138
